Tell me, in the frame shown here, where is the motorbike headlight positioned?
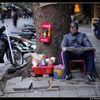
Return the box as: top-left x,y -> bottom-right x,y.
31,45 -> 36,50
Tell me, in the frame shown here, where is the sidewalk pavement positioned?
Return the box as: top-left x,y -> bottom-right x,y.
1,74 -> 100,97
0,18 -> 100,98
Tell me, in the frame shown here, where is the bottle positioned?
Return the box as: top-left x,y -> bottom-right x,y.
43,31 -> 47,38
41,59 -> 47,66
48,28 -> 51,38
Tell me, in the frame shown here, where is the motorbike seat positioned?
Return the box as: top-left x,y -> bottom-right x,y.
10,32 -> 34,36
24,24 -> 34,28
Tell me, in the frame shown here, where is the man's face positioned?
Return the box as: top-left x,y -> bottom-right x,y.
70,26 -> 78,35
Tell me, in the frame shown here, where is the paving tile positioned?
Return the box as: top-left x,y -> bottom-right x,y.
13,80 -> 32,91
24,91 -> 42,97
95,86 -> 100,96
32,80 -> 49,89
50,80 -> 66,87
59,89 -> 78,97
6,77 -> 22,85
95,58 -> 100,62
1,93 -> 8,97
7,93 -> 25,97
59,85 -> 77,91
77,87 -> 96,97
21,77 -> 33,82
0,90 -> 3,96
95,63 -> 100,67
42,91 -> 60,97
4,84 -> 16,93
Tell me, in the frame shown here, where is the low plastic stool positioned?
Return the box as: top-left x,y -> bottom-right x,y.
70,59 -> 86,78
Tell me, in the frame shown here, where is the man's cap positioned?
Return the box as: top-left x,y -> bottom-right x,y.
70,22 -> 79,29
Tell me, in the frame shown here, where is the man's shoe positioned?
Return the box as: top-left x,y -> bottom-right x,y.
65,73 -> 72,80
86,74 -> 95,82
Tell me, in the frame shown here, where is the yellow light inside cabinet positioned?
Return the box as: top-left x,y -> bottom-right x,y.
74,4 -> 80,13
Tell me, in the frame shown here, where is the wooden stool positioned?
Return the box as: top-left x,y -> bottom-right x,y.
70,59 -> 86,78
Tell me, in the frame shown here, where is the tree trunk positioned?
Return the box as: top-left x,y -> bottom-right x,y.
32,3 -> 71,64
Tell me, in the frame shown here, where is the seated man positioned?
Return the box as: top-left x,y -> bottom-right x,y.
60,22 -> 95,82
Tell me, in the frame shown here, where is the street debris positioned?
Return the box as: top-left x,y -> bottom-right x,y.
47,85 -> 60,91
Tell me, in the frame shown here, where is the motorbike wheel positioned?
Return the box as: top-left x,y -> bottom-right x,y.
7,47 -> 23,67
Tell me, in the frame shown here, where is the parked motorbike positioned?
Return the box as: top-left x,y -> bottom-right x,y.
21,24 -> 36,39
0,26 -> 23,67
9,35 -> 36,55
10,24 -> 36,40
93,23 -> 100,39
10,31 -> 36,40
23,24 -> 34,27
92,18 -> 100,39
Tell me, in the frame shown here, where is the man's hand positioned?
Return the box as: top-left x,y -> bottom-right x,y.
62,47 -> 67,52
62,47 -> 74,52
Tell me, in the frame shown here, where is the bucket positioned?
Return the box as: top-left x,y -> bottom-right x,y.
53,67 -> 65,79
